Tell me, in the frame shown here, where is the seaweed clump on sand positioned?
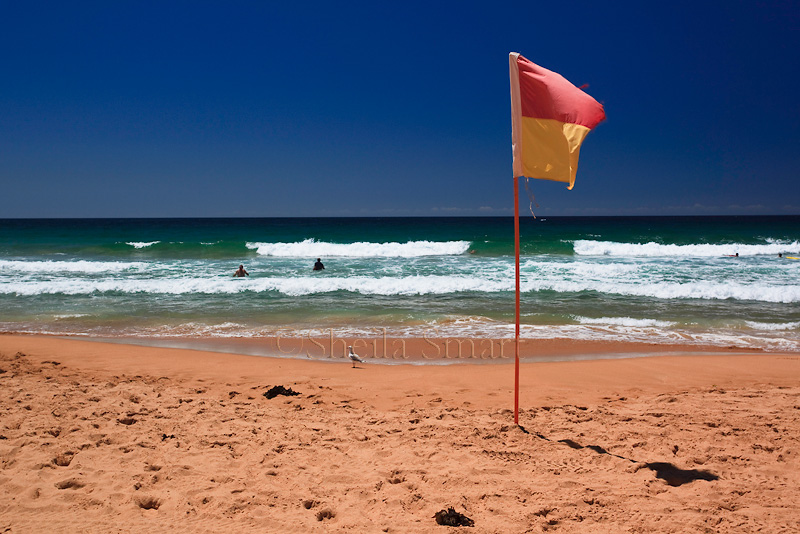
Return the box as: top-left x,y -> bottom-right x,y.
433,507 -> 474,527
263,385 -> 300,399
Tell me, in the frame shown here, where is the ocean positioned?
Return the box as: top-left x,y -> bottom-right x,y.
1,216 -> 799,354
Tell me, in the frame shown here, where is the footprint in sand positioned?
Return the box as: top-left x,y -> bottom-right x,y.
52,452 -> 74,467
54,478 -> 84,490
387,470 -> 405,484
315,508 -> 335,521
135,496 -> 162,510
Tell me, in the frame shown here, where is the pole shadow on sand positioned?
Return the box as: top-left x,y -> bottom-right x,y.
517,425 -> 719,487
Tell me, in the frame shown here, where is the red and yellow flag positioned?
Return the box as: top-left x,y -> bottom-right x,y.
509,53 -> 605,189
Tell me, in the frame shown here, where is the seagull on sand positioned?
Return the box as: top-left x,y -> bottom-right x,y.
347,346 -> 365,368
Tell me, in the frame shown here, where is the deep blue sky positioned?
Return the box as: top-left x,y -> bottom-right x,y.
2,1 -> 798,217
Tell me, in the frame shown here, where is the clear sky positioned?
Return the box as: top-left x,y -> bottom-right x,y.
2,1 -> 798,217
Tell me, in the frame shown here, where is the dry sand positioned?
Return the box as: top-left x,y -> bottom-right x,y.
1,334 -> 799,532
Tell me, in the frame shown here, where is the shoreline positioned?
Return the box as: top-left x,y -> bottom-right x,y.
3,332 -> 781,366
4,316 -> 799,356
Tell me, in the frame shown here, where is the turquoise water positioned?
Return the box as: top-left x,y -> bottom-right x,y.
0,216 -> 799,352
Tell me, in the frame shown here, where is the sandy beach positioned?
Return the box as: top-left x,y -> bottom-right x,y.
1,334 -> 799,533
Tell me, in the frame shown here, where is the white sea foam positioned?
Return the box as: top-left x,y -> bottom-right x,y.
126,241 -> 160,248
0,275 -> 508,297
3,273 -> 799,303
122,322 -> 800,353
270,276 -> 492,296
139,321 -> 249,337
521,260 -> 641,278
511,324 -> 800,353
744,321 -> 800,331
573,240 -> 800,257
0,260 -> 150,273
523,278 -> 800,303
246,239 -> 471,257
573,316 -> 675,328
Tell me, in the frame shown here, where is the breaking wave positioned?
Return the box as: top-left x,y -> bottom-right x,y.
573,316 -> 676,328
744,321 -> 800,331
246,239 -> 471,257
0,260 -> 150,274
126,241 -> 160,248
3,274 -> 799,302
573,240 -> 800,257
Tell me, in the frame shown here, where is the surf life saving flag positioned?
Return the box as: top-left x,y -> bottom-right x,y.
509,53 -> 605,189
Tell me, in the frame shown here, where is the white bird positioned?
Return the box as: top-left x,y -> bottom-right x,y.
347,346 -> 365,368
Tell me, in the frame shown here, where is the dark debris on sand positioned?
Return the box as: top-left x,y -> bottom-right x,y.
434,507 -> 474,527
263,385 -> 300,399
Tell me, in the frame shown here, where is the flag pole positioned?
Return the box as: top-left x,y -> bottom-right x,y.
509,52 -> 605,426
514,175 -> 520,425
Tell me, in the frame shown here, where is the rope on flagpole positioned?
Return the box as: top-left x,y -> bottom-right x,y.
523,177 -> 539,218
